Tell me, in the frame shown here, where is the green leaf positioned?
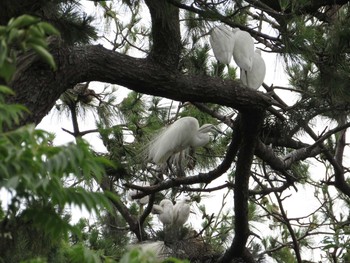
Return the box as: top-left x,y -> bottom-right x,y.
8,28 -> 19,44
27,43 -> 56,70
0,26 -> 6,35
28,25 -> 45,39
37,22 -> 60,36
8,15 -> 40,29
27,36 -> 48,48
3,175 -> 20,189
0,59 -> 16,83
0,85 -> 15,95
0,39 -> 8,66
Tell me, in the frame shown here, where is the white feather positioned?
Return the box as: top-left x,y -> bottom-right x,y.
240,49 -> 266,90
210,25 -> 235,65
147,117 -> 213,164
232,28 -> 255,72
173,200 -> 190,226
152,199 -> 174,225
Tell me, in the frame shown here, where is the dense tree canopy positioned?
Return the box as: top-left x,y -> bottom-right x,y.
2,0 -> 350,262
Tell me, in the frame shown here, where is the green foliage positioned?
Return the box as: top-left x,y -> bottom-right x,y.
271,247 -> 295,263
0,85 -> 115,261
0,0 -> 97,45
0,123 -> 114,212
0,14 -> 116,263
119,248 -> 159,263
188,44 -> 211,75
65,243 -> 107,263
70,215 -> 129,261
0,14 -> 59,82
56,3 -> 98,44
119,248 -> 189,263
290,161 -> 310,183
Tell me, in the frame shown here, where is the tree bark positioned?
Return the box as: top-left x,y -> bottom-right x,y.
7,41 -> 271,126
145,0 -> 181,69
219,111 -> 264,263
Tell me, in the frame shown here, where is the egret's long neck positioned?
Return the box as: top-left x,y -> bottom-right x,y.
191,133 -> 210,148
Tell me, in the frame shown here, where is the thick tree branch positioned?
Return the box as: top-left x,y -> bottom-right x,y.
301,124 -> 350,197
220,111 -> 264,262
258,0 -> 350,16
99,178 -> 148,242
144,0 -> 181,68
8,42 -> 273,126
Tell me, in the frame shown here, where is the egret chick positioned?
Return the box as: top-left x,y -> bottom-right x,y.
147,117 -> 214,165
240,49 -> 266,90
127,189 -> 149,205
127,241 -> 172,260
172,199 -> 191,226
209,25 -> 235,65
232,28 -> 255,80
152,199 -> 174,225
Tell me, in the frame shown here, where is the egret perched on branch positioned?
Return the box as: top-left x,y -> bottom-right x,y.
240,49 -> 266,90
152,199 -> 174,225
209,25 -> 235,65
232,28 -> 255,82
127,182 -> 150,205
127,189 -> 149,205
172,199 -> 191,226
147,117 -> 214,165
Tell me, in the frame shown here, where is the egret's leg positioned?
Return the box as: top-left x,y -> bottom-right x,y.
176,151 -> 186,177
166,158 -> 176,178
240,67 -> 245,87
245,69 -> 249,88
215,60 -> 219,77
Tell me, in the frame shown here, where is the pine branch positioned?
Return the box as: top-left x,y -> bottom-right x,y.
220,111 -> 264,262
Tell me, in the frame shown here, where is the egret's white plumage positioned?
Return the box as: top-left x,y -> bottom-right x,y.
147,117 -> 214,165
209,25 -> 235,65
127,182 -> 150,205
127,189 -> 150,205
127,241 -> 172,260
232,28 -> 255,72
152,199 -> 174,225
172,200 -> 190,226
240,49 -> 266,90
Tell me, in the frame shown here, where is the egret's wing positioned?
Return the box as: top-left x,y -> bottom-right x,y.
173,201 -> 190,226
147,126 -> 171,164
152,204 -> 163,214
159,207 -> 173,225
210,25 -> 235,65
139,195 -> 150,205
241,51 -> 266,90
232,30 -> 255,71
127,190 -> 137,202
249,51 -> 266,90
148,117 -> 197,164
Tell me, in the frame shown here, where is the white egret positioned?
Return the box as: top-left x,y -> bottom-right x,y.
172,199 -> 191,226
152,199 -> 174,225
209,25 -> 235,65
127,241 -> 172,260
127,189 -> 149,205
147,117 -> 214,165
240,49 -> 266,90
232,28 -> 255,81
